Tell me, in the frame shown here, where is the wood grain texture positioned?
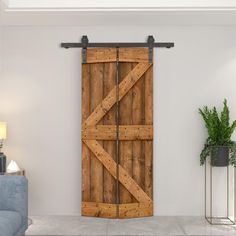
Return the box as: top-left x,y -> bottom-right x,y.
103,62 -> 117,204
82,64 -> 91,202
83,62 -> 151,127
82,202 -> 153,219
119,62 -> 133,203
86,48 -> 117,63
82,202 -> 116,218
82,125 -> 153,140
119,202 -> 153,218
144,65 -> 153,198
132,73 -> 145,189
119,48 -> 149,62
90,63 -> 104,203
83,139 -> 152,203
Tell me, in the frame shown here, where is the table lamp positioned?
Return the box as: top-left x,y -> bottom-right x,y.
0,122 -> 7,173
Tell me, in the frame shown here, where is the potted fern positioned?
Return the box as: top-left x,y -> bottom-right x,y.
199,99 -> 236,167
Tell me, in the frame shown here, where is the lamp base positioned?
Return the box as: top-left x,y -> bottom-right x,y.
0,152 -> 6,173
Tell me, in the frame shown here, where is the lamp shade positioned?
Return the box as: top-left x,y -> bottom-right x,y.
0,122 -> 7,140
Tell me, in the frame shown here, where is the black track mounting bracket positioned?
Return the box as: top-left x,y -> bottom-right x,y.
81,35 -> 89,63
147,35 -> 154,63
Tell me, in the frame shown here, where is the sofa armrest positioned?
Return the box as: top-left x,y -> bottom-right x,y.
0,176 -> 28,224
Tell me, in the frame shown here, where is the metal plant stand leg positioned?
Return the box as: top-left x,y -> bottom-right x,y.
205,160 -> 235,225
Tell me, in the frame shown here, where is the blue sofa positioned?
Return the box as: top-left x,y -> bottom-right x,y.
0,176 -> 28,236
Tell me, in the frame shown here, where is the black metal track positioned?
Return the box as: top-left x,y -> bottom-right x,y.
61,42 -> 174,49
61,35 -> 174,49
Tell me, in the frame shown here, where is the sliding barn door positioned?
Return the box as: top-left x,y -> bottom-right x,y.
82,48 -> 153,218
118,48 -> 153,218
82,48 -> 118,218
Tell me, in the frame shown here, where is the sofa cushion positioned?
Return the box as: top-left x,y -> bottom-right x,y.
0,210 -> 22,236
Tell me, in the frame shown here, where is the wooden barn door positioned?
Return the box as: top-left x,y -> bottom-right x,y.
118,48 -> 153,218
82,48 -> 153,219
82,48 -> 118,218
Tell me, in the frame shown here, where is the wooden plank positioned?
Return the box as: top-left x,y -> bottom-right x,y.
119,202 -> 153,218
90,63 -> 104,203
144,65 -> 153,199
83,62 -> 151,127
82,64 -> 91,202
132,73 -> 145,189
119,62 -> 133,203
119,48 -> 149,62
83,139 -> 152,203
86,48 -> 117,63
82,202 -> 153,219
82,202 -> 116,218
82,125 -> 153,140
103,62 -> 117,204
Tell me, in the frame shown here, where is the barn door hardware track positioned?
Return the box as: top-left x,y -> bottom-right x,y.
61,35 -> 174,63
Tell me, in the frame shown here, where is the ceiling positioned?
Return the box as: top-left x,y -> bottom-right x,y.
3,0 -> 236,11
1,0 -> 236,26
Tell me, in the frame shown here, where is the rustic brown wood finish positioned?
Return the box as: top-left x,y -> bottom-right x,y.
82,48 -> 153,218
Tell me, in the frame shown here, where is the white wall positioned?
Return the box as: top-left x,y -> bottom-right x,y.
1,25 -> 236,216
0,27 -> 2,73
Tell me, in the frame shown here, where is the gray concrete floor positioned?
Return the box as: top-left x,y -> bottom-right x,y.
25,216 -> 236,236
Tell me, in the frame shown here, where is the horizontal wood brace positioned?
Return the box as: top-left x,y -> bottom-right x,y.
82,125 -> 153,140
82,48 -> 151,63
85,48 -> 117,63
119,48 -> 149,62
82,202 -> 153,219
119,202 -> 153,218
82,202 -> 117,218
